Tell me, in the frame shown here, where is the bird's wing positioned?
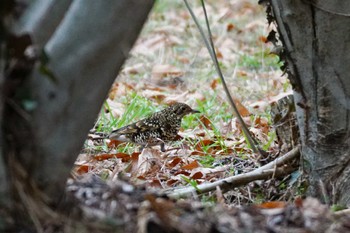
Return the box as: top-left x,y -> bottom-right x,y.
134,119 -> 160,132
110,124 -> 138,135
110,118 -> 159,136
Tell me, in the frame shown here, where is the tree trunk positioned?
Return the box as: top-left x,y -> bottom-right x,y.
1,0 -> 154,230
269,0 -> 350,206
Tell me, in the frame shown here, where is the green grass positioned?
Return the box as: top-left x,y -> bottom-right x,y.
181,175 -> 200,192
95,93 -> 158,134
239,51 -> 280,70
198,155 -> 215,168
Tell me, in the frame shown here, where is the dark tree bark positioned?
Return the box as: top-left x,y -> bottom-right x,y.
0,0 -> 154,230
269,0 -> 350,206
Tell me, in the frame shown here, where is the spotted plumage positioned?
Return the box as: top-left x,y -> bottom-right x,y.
109,103 -> 199,151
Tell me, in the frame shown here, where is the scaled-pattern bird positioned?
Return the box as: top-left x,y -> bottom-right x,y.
109,103 -> 199,152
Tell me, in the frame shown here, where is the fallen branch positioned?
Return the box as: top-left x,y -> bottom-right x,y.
166,146 -> 300,199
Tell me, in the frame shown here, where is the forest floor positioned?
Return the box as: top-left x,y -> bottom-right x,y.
67,0 -> 350,232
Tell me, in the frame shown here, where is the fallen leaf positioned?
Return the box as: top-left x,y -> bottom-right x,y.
257,201 -> 287,209
191,151 -> 206,156
199,115 -> 213,130
190,171 -> 203,179
174,170 -> 191,176
259,35 -> 268,43
166,179 -> 178,186
181,160 -> 200,170
195,132 -> 206,137
216,49 -> 223,59
148,178 -> 162,187
168,157 -> 182,168
210,79 -> 219,90
237,70 -> 248,77
226,23 -> 235,32
94,153 -> 130,162
108,139 -> 125,148
233,97 -> 250,117
75,164 -> 90,174
254,116 -> 269,134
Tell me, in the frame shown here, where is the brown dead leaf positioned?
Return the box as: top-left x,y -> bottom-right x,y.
195,139 -> 215,151
151,94 -> 166,103
257,201 -> 287,209
233,97 -> 250,117
199,115 -> 213,130
191,151 -> 206,156
190,171 -> 203,179
259,35 -> 268,43
237,70 -> 248,77
148,179 -> 162,188
131,152 -> 141,160
166,179 -> 178,186
93,153 -> 115,161
218,148 -> 235,155
226,23 -> 235,32
168,157 -> 182,168
174,170 -> 190,176
181,160 -> 200,170
195,132 -> 206,137
254,116 -> 269,134
210,79 -> 219,90
108,139 -> 125,148
216,49 -> 223,59
93,153 -> 131,162
75,164 -> 90,174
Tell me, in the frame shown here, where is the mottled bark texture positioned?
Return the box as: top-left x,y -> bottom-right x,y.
1,0 -> 154,229
270,0 -> 350,206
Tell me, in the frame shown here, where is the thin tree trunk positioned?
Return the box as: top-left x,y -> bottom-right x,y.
270,0 -> 350,205
2,0 -> 154,228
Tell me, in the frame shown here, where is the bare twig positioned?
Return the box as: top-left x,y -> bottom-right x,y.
166,146 -> 300,199
183,0 -> 264,156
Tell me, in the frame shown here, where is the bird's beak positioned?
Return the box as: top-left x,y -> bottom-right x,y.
191,109 -> 200,114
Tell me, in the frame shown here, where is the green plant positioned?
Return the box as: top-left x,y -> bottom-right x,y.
181,175 -> 200,192
198,155 -> 215,168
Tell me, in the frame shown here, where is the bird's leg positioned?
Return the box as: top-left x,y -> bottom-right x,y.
155,137 -> 166,152
160,143 -> 166,152
138,145 -> 145,152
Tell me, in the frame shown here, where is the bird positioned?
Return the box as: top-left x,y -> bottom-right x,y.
109,103 -> 200,152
